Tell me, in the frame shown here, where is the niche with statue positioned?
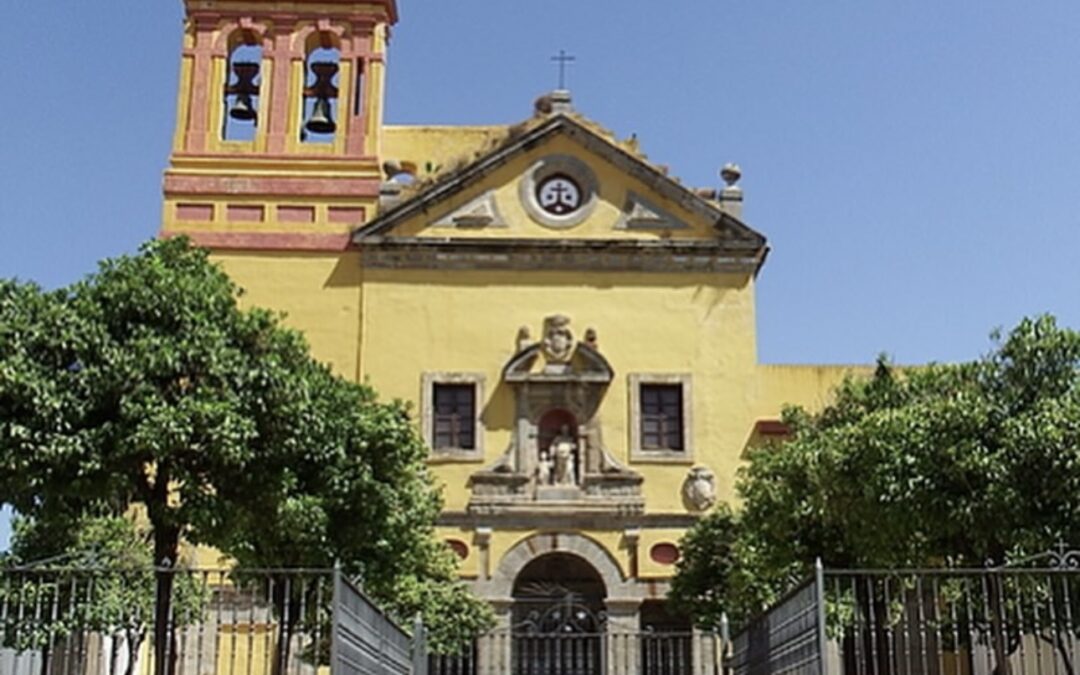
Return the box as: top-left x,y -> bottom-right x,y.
468,315 -> 643,516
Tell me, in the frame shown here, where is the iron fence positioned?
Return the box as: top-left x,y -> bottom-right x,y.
0,566 -> 414,675
726,566 -> 826,675
725,553 -> 1080,675
331,570 -> 411,675
427,630 -> 722,675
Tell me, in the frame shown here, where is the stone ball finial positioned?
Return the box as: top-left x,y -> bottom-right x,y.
584,328 -> 598,349
534,94 -> 554,116
720,163 -> 742,187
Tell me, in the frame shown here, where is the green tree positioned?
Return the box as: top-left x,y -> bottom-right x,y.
672,316 -> 1080,626
0,238 -> 491,672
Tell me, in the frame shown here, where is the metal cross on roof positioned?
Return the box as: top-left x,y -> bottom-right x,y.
551,50 -> 576,90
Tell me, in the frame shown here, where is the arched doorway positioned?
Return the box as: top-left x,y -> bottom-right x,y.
511,553 -> 607,675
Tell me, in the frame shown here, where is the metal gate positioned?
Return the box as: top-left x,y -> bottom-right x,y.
511,595 -> 605,675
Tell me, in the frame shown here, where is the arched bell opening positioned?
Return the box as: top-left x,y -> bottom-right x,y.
301,38 -> 342,144
222,35 -> 263,141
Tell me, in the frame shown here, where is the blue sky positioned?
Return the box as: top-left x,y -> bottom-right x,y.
2,1 -> 1080,550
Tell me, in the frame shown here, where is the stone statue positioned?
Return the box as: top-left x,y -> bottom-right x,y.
682,466 -> 717,512
537,450 -> 553,486
552,426 -> 578,486
542,314 -> 574,363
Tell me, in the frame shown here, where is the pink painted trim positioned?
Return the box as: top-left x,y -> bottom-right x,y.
226,204 -> 266,223
277,206 -> 316,223
171,152 -> 378,162
165,175 -> 380,198
185,1 -> 398,25
327,207 -> 366,224
164,230 -> 353,252
176,203 -> 214,222
755,419 -> 792,437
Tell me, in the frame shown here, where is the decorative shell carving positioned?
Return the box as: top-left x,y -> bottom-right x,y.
682,466 -> 717,512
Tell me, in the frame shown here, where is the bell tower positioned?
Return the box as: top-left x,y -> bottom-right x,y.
162,0 -> 398,251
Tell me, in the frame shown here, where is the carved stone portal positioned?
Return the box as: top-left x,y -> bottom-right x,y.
468,316 -> 643,516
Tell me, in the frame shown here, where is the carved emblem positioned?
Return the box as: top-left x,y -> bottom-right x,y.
683,466 -> 717,512
542,314 -> 575,363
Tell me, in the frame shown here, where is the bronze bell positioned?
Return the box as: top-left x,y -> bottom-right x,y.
229,92 -> 257,121
227,61 -> 260,122
305,97 -> 336,135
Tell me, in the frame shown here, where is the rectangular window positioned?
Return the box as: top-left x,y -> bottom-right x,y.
432,383 -> 476,450
640,384 -> 684,451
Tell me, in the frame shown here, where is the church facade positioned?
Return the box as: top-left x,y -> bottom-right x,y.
161,0 -> 863,636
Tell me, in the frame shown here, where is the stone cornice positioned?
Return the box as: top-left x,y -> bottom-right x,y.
358,237 -> 767,274
437,510 -> 701,530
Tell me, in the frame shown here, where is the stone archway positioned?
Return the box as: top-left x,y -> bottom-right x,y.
512,552 -> 607,628
469,534 -> 656,675
510,553 -> 607,675
479,532 -> 639,602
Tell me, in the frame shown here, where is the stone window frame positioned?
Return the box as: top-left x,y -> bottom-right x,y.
519,154 -> 599,229
628,373 -> 694,464
421,372 -> 486,462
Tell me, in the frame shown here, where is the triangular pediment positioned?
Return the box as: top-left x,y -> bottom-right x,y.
354,114 -> 766,253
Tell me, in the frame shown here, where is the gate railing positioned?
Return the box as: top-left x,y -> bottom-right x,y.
331,567 -> 412,675
725,552 -> 1080,675
725,561 -> 827,675
0,565 -> 416,675
428,630 -> 723,675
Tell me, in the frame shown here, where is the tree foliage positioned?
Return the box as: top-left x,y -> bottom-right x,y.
671,316 -> 1080,627
0,237 -> 491,652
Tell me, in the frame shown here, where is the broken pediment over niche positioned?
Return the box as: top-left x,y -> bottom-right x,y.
431,191 -> 507,229
504,314 -> 612,384
468,315 -> 642,518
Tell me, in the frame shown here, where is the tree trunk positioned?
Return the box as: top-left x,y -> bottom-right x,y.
988,576 -> 1013,675
153,526 -> 180,675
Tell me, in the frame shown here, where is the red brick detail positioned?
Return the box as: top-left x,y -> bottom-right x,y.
176,203 -> 214,222
164,174 -> 381,198
226,205 -> 266,223
277,206 -> 316,223
446,539 -> 469,560
649,543 -> 680,565
166,231 -> 352,252
327,207 -> 366,225
755,419 -> 793,437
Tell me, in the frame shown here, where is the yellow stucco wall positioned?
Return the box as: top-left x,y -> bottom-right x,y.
381,125 -> 509,181
359,267 -> 758,511
210,252 -> 364,380
754,364 -> 873,418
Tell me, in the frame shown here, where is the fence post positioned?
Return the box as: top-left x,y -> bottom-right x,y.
331,562 -> 342,675
814,558 -> 829,675
720,612 -> 730,675
412,615 -> 428,675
